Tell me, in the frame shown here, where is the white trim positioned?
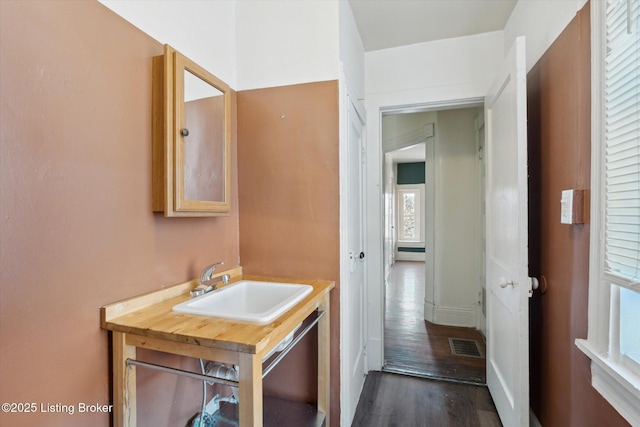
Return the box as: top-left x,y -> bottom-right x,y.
433,305 -> 477,328
576,339 -> 640,425
424,299 -> 435,323
395,251 -> 425,262
585,0 -> 611,356
365,103 -> 385,370
424,135 -> 436,324
396,252 -> 425,262
338,64 -> 350,427
396,184 -> 425,242
475,110 -> 487,334
366,97 -> 484,371
592,364 -> 640,427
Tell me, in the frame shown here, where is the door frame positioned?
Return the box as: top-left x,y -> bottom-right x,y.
475,114 -> 487,335
365,97 -> 484,371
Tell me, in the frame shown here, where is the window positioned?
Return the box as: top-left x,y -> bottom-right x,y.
399,189 -> 418,240
396,185 -> 424,242
576,1 -> 640,424
619,286 -> 640,373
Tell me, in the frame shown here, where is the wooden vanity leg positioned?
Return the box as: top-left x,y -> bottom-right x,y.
318,294 -> 330,427
113,332 -> 136,427
238,352 -> 262,427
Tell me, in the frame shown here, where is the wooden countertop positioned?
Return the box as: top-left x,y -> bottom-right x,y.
101,269 -> 334,357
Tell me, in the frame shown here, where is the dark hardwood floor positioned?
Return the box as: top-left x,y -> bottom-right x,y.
384,261 -> 486,384
353,262 -> 501,426
352,371 -> 502,427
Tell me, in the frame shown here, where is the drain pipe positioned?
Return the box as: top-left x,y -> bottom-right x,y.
205,362 -> 239,401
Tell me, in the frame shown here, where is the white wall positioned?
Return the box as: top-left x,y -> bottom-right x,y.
365,31 -> 504,108
339,0 -> 365,100
504,0 -> 588,71
431,108 -> 480,327
98,0 -> 237,88
97,0 -> 586,93
236,0 -> 339,91
99,0 -> 346,91
364,31 -> 503,369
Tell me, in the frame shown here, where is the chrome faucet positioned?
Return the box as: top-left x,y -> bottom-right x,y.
190,261 -> 230,297
200,261 -> 223,285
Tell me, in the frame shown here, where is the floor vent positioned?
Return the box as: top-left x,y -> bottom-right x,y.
448,338 -> 484,358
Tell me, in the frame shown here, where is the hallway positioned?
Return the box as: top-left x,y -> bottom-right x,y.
352,371 -> 501,427
354,261 -> 501,425
384,261 -> 486,384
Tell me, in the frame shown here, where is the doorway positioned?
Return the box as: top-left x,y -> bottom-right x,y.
380,106 -> 487,385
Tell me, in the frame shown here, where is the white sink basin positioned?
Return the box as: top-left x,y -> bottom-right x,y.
172,280 -> 313,324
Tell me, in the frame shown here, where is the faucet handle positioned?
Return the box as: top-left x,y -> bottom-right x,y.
199,261 -> 224,284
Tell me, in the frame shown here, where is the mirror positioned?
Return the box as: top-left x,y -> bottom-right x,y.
152,45 -> 231,217
182,71 -> 225,202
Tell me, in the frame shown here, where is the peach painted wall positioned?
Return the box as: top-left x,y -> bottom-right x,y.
237,81 -> 341,426
527,4 -> 630,426
0,1 -> 239,426
184,97 -> 226,201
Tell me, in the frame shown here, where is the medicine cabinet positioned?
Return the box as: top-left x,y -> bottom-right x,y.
152,45 -> 231,217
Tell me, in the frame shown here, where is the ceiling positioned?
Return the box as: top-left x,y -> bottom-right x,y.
349,0 -> 517,52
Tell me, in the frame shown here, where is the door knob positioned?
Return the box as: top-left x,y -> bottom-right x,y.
528,276 -> 548,294
530,277 -> 539,290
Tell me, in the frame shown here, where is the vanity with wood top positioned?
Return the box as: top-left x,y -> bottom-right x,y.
100,267 -> 334,427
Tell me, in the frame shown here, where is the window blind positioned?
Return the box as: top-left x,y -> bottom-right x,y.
604,0 -> 640,285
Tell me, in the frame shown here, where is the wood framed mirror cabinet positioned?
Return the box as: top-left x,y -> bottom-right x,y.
152,45 -> 231,217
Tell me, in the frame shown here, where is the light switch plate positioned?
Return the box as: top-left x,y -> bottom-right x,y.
560,189 -> 585,224
561,189 -> 574,224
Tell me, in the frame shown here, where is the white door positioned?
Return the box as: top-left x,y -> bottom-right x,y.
343,90 -> 367,425
484,36 -> 531,427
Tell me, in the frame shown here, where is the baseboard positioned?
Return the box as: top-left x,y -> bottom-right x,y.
433,305 -> 477,327
395,252 -> 426,261
424,300 -> 435,323
367,337 -> 383,370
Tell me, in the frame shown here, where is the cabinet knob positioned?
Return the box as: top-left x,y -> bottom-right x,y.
181,128 -> 189,137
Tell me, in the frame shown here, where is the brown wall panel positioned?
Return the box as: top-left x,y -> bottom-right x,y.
237,81 -> 341,426
527,4 -> 629,426
0,2 -> 240,426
